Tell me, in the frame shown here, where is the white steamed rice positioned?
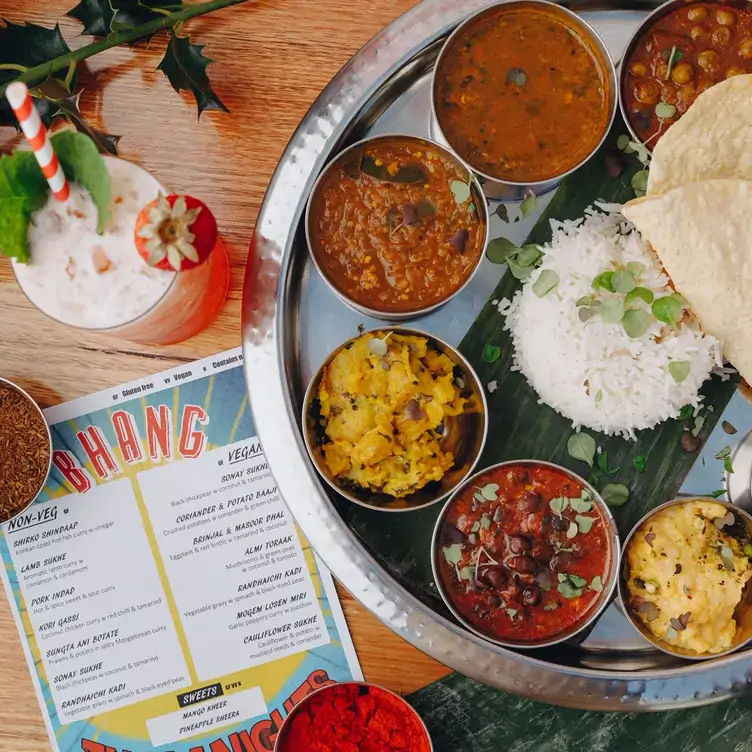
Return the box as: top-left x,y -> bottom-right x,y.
499,203 -> 722,438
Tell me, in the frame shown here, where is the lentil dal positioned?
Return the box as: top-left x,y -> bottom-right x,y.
434,4 -> 611,183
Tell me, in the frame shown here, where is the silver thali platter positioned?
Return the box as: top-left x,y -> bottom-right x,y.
242,0 -> 752,710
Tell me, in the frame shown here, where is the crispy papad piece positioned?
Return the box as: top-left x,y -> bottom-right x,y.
623,179 -> 752,384
647,74 -> 752,196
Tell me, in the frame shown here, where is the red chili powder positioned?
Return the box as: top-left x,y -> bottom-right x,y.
279,683 -> 430,752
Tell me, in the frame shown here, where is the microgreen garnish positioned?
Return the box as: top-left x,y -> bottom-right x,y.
633,454 -> 648,473
626,261 -> 646,278
625,286 -> 654,306
716,446 -> 732,460
631,170 -> 649,197
677,404 -> 694,421
566,520 -> 578,539
723,421 -> 738,435
589,576 -> 604,593
576,515 -> 595,534
665,626 -> 679,640
506,67 -> 527,87
520,191 -> 536,218
450,229 -> 470,254
620,138 -> 651,167
652,293 -> 686,329
669,361 -> 691,383
480,516 -> 491,530
690,415 -> 705,438
713,511 -> 735,530
478,483 -> 500,501
505,607 -> 519,620
549,497 -> 568,516
449,179 -> 472,204
622,309 -> 652,339
611,270 -> 635,294
567,432 -> 596,467
486,237 -> 543,280
495,203 -> 510,223
482,344 -> 501,364
633,598 -> 660,622
592,271 -> 615,292
655,101 -> 677,121
719,543 -> 735,570
459,565 -> 475,580
361,156 -> 427,184
589,450 -> 620,487
470,521 -> 481,533
616,134 -> 631,152
724,456 -> 735,474
532,269 -> 559,298
443,543 -> 462,567
569,494 -> 593,514
543,601 -> 560,611
600,297 -> 625,323
367,333 -> 392,356
663,45 -> 684,80
595,389 -> 603,404
601,483 -> 629,507
557,573 -> 586,599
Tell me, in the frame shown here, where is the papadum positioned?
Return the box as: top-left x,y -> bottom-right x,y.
647,75 -> 752,196
623,179 -> 752,384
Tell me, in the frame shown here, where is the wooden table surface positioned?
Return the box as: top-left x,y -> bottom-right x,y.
0,1 -> 450,748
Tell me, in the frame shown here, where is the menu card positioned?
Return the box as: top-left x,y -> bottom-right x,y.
0,348 -> 361,752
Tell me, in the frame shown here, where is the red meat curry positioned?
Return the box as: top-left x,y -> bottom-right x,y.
437,463 -> 612,643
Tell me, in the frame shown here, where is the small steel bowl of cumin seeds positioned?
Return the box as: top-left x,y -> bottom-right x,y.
0,377 -> 52,524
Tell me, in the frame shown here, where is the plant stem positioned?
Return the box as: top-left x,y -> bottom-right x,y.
0,0 -> 249,98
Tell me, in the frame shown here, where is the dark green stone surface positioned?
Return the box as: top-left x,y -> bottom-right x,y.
409,672 -> 752,751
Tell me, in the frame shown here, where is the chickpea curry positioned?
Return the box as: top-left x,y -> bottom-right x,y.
624,2 -> 752,145
437,463 -> 612,644
308,138 -> 484,315
434,5 -> 612,183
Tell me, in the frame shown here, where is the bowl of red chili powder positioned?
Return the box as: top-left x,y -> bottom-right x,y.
275,681 -> 433,752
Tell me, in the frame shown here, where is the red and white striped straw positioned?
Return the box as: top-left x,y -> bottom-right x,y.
5,82 -> 70,202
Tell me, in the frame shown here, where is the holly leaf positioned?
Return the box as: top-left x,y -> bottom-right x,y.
158,31 -> 229,117
36,79 -> 121,155
68,0 -> 183,41
0,19 -> 73,128
67,0 -> 115,37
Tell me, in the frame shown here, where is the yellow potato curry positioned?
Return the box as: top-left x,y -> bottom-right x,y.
626,501 -> 752,654
317,332 -> 465,498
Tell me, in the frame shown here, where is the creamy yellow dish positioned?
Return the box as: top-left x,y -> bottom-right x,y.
317,332 -> 465,498
626,501 -> 752,655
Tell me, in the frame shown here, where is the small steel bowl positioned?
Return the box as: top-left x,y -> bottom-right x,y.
0,376 -> 52,525
430,0 -> 618,201
274,681 -> 434,752
431,460 -> 620,650
304,133 -> 489,321
619,497 -> 752,661
302,327 -> 488,512
618,0 -> 751,152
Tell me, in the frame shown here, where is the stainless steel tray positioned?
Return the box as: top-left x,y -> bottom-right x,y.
242,0 -> 752,709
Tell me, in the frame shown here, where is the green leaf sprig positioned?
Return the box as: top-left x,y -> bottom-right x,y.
486,237 -> 543,281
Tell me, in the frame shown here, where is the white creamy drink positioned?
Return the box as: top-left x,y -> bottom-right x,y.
13,158 -> 175,330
